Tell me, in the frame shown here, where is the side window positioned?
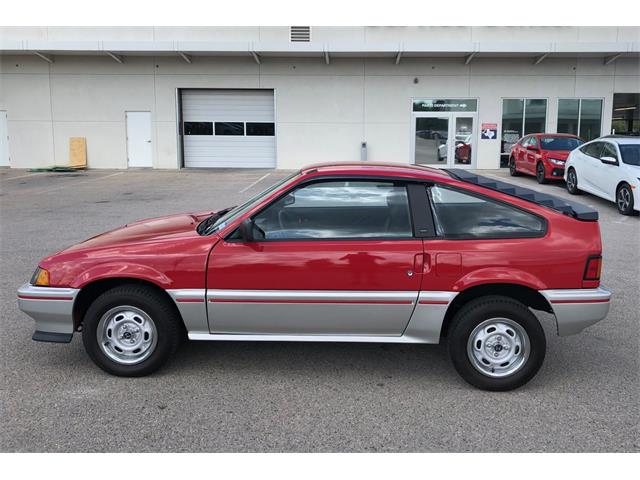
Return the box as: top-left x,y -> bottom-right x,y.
252,181 -> 413,240
600,142 -> 619,161
581,142 -> 603,158
520,136 -> 530,147
428,185 -> 545,239
529,136 -> 539,149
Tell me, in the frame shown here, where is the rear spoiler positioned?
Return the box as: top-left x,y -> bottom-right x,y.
445,169 -> 598,221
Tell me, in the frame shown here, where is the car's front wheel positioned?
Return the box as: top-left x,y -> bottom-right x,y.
82,284 -> 182,376
536,162 -> 547,184
616,183 -> 636,215
447,296 -> 546,391
509,157 -> 519,176
566,167 -> 580,194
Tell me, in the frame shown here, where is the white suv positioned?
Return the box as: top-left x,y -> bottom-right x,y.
565,136 -> 640,215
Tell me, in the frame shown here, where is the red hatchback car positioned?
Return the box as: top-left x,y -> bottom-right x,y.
17,163 -> 611,391
509,133 -> 584,183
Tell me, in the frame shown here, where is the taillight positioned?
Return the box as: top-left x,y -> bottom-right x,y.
583,256 -> 602,281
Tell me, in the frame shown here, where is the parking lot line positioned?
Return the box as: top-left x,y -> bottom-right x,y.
239,173 -> 271,193
0,172 -> 40,181
32,172 -> 125,195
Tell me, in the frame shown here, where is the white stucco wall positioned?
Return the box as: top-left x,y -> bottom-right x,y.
1,26 -> 639,170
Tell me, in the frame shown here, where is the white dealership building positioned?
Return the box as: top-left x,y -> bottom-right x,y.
0,26 -> 638,171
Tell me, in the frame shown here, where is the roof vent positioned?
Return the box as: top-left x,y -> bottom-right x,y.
290,26 -> 311,42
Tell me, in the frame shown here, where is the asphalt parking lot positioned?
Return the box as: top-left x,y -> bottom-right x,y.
1,166 -> 638,452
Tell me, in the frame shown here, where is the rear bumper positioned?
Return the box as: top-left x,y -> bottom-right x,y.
17,284 -> 79,343
540,287 -> 611,336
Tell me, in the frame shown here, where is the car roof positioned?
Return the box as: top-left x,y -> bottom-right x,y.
533,133 -> 581,139
300,162 -> 453,181
599,135 -> 640,144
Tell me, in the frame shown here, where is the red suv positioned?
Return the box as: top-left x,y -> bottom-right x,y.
17,163 -> 610,391
509,133 -> 584,183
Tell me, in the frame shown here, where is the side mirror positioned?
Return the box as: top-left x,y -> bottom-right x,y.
238,218 -> 254,242
600,156 -> 618,165
282,193 -> 295,206
526,145 -> 538,151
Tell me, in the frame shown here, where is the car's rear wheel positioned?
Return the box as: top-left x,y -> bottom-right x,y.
616,183 -> 636,215
447,296 -> 546,391
536,162 -> 547,184
509,157 -> 519,176
82,284 -> 182,376
566,168 -> 580,194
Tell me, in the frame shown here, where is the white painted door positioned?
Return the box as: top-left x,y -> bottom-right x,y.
126,111 -> 152,168
182,90 -> 276,168
0,111 -> 9,167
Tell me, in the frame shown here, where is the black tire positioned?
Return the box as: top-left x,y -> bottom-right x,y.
535,162 -> 547,184
566,168 -> 580,195
447,295 -> 546,391
82,284 -> 182,376
616,183 -> 636,216
509,157 -> 519,176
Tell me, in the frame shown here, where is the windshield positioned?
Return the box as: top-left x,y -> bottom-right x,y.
198,171 -> 301,235
539,136 -> 583,151
620,144 -> 640,166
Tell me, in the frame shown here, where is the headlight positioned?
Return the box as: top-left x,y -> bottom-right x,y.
30,267 -> 50,286
549,158 -> 565,166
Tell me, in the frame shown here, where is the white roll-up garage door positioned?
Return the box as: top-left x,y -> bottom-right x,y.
182,89 -> 276,168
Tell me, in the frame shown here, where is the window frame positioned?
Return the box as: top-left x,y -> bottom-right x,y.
225,176 -> 436,243
425,183 -> 548,240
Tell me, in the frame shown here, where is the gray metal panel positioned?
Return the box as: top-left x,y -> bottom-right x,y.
206,289 -> 418,336
182,89 -> 275,169
541,287 -> 612,336
402,291 -> 459,343
165,289 -> 209,335
16,284 -> 79,335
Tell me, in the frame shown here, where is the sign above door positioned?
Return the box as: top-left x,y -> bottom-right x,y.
413,99 -> 478,113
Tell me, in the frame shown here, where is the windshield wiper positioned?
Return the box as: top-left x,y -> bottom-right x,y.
196,206 -> 235,235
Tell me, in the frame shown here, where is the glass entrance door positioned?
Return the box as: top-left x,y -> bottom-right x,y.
414,116 -> 450,166
452,115 -> 474,166
414,114 -> 476,167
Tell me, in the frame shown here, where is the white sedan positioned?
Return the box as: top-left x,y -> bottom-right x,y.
564,136 -> 640,215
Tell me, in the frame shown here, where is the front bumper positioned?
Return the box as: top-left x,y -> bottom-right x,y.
541,287 -> 611,336
17,284 -> 80,343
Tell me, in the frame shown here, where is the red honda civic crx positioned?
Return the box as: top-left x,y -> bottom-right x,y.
17,163 -> 610,391
509,133 -> 584,184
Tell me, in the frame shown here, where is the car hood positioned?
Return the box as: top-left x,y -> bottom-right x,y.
543,150 -> 571,159
62,210 -> 215,252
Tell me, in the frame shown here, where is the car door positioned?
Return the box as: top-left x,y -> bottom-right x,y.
515,136 -> 529,171
580,141 -> 604,193
525,136 -> 541,174
206,179 -> 425,336
591,141 -> 621,201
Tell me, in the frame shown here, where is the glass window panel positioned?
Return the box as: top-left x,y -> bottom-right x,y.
524,99 -> 547,134
246,122 -> 275,136
215,122 -> 244,136
600,142 -> 618,161
501,99 -> 524,154
579,99 -> 602,141
428,185 -> 545,239
612,93 -> 640,136
415,117 -> 449,165
557,99 -> 579,136
453,117 -> 473,165
184,122 -> 213,135
620,145 -> 640,166
253,181 -> 413,240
